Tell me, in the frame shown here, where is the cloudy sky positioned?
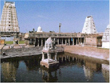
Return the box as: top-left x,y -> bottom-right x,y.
0,0 -> 109,33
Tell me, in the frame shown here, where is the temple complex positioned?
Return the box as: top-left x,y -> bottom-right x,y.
24,30 -> 102,47
0,1 -> 19,41
82,16 -> 97,34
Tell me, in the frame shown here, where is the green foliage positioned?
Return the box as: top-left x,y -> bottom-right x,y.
5,41 -> 13,44
18,41 -> 25,44
5,41 -> 25,44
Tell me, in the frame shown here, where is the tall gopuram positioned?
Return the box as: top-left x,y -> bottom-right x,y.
0,1 -> 19,40
82,16 -> 97,34
102,1 -> 110,49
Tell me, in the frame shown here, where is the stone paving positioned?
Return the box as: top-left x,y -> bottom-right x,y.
0,45 -> 64,59
0,46 -> 43,59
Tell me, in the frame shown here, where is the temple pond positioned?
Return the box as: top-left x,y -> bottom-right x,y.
0,53 -> 109,82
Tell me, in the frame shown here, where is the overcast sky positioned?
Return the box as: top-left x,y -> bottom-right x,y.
0,0 -> 109,33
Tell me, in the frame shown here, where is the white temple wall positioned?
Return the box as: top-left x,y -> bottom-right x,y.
102,42 -> 110,49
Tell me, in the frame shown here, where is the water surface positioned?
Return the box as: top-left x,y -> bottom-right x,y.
1,53 -> 109,82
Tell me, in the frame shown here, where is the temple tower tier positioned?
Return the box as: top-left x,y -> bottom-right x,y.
82,16 -> 97,34
0,1 -> 19,32
102,24 -> 110,49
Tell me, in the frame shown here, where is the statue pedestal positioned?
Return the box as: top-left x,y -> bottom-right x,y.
40,59 -> 59,68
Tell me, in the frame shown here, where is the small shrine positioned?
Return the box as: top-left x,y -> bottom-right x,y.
40,37 -> 59,69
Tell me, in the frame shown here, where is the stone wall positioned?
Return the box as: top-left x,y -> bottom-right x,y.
85,37 -> 97,46
64,45 -> 109,61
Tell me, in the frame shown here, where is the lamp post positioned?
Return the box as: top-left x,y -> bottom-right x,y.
109,0 -> 110,24
59,23 -> 61,33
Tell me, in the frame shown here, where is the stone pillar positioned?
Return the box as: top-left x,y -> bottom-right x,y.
41,39 -> 43,46
42,52 -> 44,61
73,38 -> 74,45
57,38 -> 59,45
61,57 -> 63,62
37,38 -> 39,47
72,57 -> 74,61
76,38 -> 78,45
68,38 -> 70,45
68,57 -> 70,61
33,39 -> 35,45
62,38 -> 63,44
79,38 -> 80,44
84,38 -> 86,45
49,54 -> 51,59
35,38 -> 37,46
55,52 -> 57,60
47,53 -> 50,61
81,38 -> 83,45
65,39 -> 67,45
44,38 -> 46,46
78,38 -> 79,45
65,56 -> 66,61
29,39 -> 32,45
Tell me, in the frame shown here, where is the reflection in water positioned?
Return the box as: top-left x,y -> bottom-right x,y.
102,64 -> 109,82
1,61 -> 19,82
1,53 -> 109,82
83,60 -> 102,81
24,56 -> 41,71
83,65 -> 94,81
39,66 -> 59,82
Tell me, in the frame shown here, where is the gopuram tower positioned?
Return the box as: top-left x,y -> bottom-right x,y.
0,1 -> 19,40
102,0 -> 110,49
82,16 -> 97,34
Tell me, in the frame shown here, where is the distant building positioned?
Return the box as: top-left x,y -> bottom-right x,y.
0,1 -> 20,41
82,16 -> 97,34
102,24 -> 110,49
37,26 -> 43,32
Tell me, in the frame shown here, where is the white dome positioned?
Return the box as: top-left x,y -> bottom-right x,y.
37,26 -> 43,32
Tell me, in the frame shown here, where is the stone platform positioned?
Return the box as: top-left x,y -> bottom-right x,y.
40,59 -> 59,68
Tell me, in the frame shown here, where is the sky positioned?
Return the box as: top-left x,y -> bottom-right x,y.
0,0 -> 109,33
